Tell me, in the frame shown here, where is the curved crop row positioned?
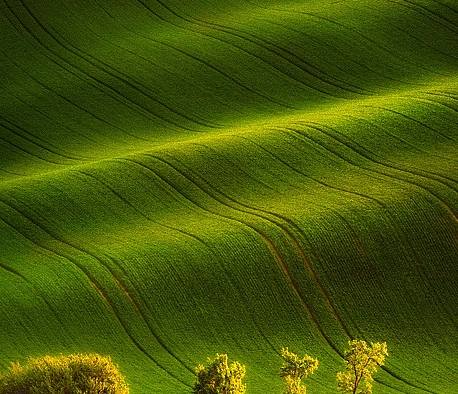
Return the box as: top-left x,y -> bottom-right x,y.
1,0 -> 458,393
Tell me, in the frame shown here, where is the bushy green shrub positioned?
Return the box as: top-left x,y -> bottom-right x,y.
193,353 -> 246,394
0,353 -> 129,394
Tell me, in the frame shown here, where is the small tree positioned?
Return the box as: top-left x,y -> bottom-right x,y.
337,340 -> 388,394
193,353 -> 246,394
0,353 -> 129,394
280,347 -> 318,394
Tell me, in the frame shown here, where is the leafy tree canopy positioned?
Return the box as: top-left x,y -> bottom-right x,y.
337,340 -> 388,394
0,353 -> 129,394
193,353 -> 246,394
280,347 -> 318,394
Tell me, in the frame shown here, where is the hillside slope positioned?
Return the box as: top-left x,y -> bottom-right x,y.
1,0 -> 458,392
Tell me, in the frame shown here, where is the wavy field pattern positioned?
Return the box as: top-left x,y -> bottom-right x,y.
1,0 -> 458,392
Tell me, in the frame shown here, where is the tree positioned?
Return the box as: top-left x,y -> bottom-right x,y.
0,353 -> 129,394
280,347 -> 318,394
337,340 -> 388,394
193,353 -> 246,394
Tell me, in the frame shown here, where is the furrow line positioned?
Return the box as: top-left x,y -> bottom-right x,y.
148,146 -> 430,394
258,232 -> 342,355
304,119 -> 458,187
2,85 -> 106,148
0,230 -> 73,334
205,32 -> 366,97
0,202 -> 190,386
283,126 -> 402,205
360,2 -> 458,62
143,150 -> 358,341
304,120 -> 458,197
0,113 -> 86,161
232,134 -> 381,264
277,125 -> 458,370
74,167 -> 270,355
1,6 -> 168,133
381,365 -> 439,394
3,52 -> 151,142
153,38 -> 298,110
402,227 -> 458,337
426,89 -> 458,101
89,158 -> 291,356
299,122 -> 458,223
135,0 -> 301,108
49,43 -> 218,130
122,155 -> 344,354
74,168 -> 221,247
296,120 -> 458,268
370,106 -> 457,143
213,0 -> 458,83
0,260 -> 27,281
425,90 -> 458,103
4,0 -> 194,132
264,18 -> 413,87
0,134 -> 65,166
103,253 -> 195,374
429,0 -> 458,15
0,167 -> 24,177
395,0 -> 458,32
293,122 -> 458,341
15,0 -> 215,130
214,26 -> 373,95
229,134 -> 389,326
71,169 -> 212,374
193,29 -> 355,98
0,197 -> 192,384
372,377 -> 412,394
136,0 -> 173,24
158,136 -> 374,256
77,12 -> 238,118
152,1 -> 372,96
343,112 -> 457,165
419,96 -> 458,119
88,278 -> 189,387
288,9 -> 448,76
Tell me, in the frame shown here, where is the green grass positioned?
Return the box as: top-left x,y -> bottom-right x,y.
1,0 -> 458,392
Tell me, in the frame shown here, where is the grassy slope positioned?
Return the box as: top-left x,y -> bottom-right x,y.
1,0 -> 458,392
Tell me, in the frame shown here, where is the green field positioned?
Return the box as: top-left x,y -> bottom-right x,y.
1,0 -> 458,392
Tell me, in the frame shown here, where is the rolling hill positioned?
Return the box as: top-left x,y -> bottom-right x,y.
1,0 -> 458,392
